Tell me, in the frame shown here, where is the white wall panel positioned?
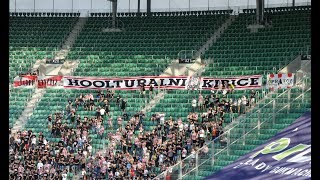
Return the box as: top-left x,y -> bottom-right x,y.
169,0 -> 189,11
54,0 -> 72,10
35,0 -> 53,11
16,0 -> 34,11
9,0 -> 15,11
89,0 -> 110,12
209,0 -> 229,8
11,0 -> 311,13
118,0 -> 129,12
128,0 -> 138,12
140,0 -> 147,11
151,0 -> 170,12
190,0 -> 210,10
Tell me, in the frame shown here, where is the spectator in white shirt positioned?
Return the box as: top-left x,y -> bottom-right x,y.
181,148 -> 187,159
199,128 -> 206,147
250,90 -> 256,107
198,94 -> 204,111
31,135 -> 36,149
144,168 -> 148,179
61,170 -> 68,180
189,122 -> 195,132
241,95 -> 247,114
159,114 -> 165,126
159,153 -> 165,165
178,122 -> 184,132
237,98 -> 242,114
81,168 -> 86,179
87,144 -> 92,156
100,108 -> 105,118
115,170 -> 120,177
192,98 -> 197,112
37,160 -> 44,170
43,137 -> 48,145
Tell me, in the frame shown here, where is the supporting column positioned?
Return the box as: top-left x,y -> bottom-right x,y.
112,0 -> 117,28
227,130 -> 230,155
242,121 -> 246,145
179,160 -> 182,179
147,0 -> 151,16
258,110 -> 261,135
256,0 -> 265,24
293,0 -> 295,6
138,0 -> 140,13
287,89 -> 291,114
272,100 -> 275,124
211,141 -> 215,165
195,153 -> 199,177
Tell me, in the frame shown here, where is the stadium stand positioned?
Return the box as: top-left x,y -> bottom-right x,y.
9,6 -> 311,180
9,16 -> 78,80
158,6 -> 311,179
181,86 -> 311,180
9,15 -> 78,129
68,11 -> 231,58
202,6 -> 311,77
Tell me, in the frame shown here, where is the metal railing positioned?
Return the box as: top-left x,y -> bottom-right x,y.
182,87 -> 310,179
153,66 -> 311,179
154,82 -> 310,179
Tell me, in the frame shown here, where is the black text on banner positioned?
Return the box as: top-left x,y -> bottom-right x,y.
63,75 -> 263,90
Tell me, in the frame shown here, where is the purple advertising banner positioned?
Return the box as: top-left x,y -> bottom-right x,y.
206,112 -> 311,180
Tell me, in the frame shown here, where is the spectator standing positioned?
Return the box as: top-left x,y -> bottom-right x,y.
108,117 -> 113,129
89,98 -> 95,111
100,107 -> 105,119
209,95 -> 215,108
149,85 -> 154,99
241,95 -> 247,114
70,111 -> 76,124
61,170 -> 68,180
81,168 -> 87,180
237,98 -> 242,114
140,85 -> 146,97
198,94 -> 204,111
191,98 -> 197,112
121,99 -> 127,112
117,116 -> 123,128
116,94 -> 121,107
249,90 -> 256,107
143,168 -> 148,180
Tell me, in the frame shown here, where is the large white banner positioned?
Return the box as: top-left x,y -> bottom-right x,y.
63,75 -> 263,90
267,73 -> 295,90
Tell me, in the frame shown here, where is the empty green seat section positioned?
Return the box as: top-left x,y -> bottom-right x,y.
9,16 -> 79,82
68,13 -> 230,60
202,6 -> 310,77
9,88 -> 34,128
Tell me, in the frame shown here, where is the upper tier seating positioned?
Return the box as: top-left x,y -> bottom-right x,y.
68,13 -> 231,59
9,16 -> 78,82
202,6 -> 310,77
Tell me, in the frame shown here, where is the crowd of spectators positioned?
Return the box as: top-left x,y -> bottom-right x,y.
9,87 -> 257,179
9,129 -> 88,179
